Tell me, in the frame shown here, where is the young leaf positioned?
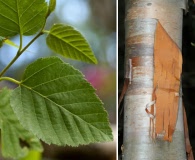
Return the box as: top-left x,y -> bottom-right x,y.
0,88 -> 43,159
0,36 -> 20,49
3,39 -> 34,53
5,39 -> 20,48
46,24 -> 98,64
20,150 -> 42,160
47,0 -> 56,17
0,0 -> 47,37
10,57 -> 113,146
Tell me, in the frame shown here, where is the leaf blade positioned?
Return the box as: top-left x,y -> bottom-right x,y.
0,0 -> 47,37
46,24 -> 98,64
11,57 -> 112,146
0,36 -> 6,48
47,0 -> 56,16
0,88 -> 43,159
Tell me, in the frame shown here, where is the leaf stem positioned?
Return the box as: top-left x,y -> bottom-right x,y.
0,7 -> 49,77
0,31 -> 44,77
19,32 -> 23,52
42,30 -> 50,34
0,77 -> 20,85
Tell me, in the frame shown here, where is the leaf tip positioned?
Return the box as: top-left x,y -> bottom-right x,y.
92,58 -> 98,64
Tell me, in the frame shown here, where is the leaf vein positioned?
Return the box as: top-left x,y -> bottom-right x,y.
22,61 -> 59,83
61,102 -> 101,106
21,85 -> 109,137
19,0 -> 36,18
23,21 -> 42,34
78,113 -> 105,116
21,8 -> 45,29
49,33 -> 94,62
44,98 -> 61,144
0,1 -> 17,12
46,88 -> 92,97
29,89 -> 44,136
0,28 -> 16,36
72,116 -> 86,142
16,0 -> 20,33
31,74 -> 82,89
0,13 -> 18,25
58,109 -> 75,144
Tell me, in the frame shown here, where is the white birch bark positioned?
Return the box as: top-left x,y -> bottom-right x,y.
123,0 -> 187,159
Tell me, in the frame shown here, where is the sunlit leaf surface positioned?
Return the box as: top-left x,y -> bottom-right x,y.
46,24 -> 97,64
11,57 -> 112,146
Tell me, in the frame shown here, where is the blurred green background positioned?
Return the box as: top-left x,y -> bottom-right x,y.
0,0 -> 116,160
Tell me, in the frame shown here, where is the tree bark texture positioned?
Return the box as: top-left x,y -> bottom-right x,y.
123,0 -> 187,159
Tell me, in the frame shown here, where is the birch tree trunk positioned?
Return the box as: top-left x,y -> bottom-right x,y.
123,0 -> 187,159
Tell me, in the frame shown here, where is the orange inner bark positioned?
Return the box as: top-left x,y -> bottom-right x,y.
153,22 -> 182,141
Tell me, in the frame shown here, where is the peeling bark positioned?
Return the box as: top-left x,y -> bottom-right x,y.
123,0 -> 187,159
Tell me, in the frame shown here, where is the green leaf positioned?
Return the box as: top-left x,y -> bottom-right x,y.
5,39 -> 19,48
11,57 -> 112,146
20,150 -> 42,160
4,39 -> 33,53
0,37 -> 33,53
0,36 -> 6,48
47,0 -> 56,16
0,88 -> 43,159
0,36 -> 20,49
46,24 -> 98,64
0,0 -> 47,37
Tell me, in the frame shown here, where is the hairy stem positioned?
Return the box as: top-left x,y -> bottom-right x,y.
0,31 -> 44,77
0,9 -> 50,77
19,32 -> 23,52
0,77 -> 20,85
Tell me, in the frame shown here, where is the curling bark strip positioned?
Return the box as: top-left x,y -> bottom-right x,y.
153,22 -> 182,141
123,0 -> 187,159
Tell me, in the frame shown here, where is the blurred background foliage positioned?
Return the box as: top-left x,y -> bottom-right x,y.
0,0 -> 116,159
